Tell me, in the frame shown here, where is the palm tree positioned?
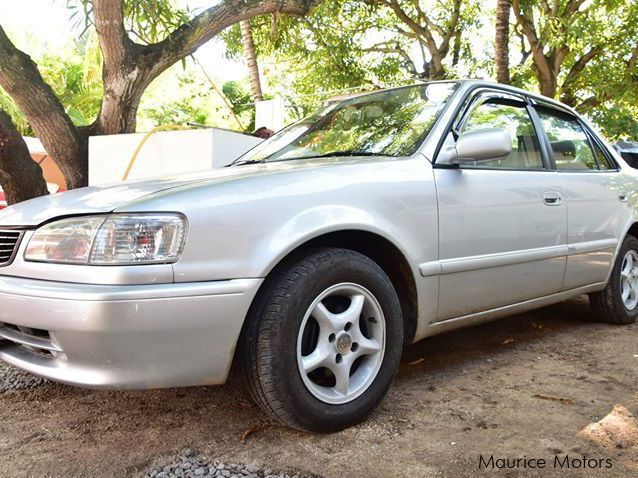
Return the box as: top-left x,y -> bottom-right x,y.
495,0 -> 511,84
240,20 -> 264,102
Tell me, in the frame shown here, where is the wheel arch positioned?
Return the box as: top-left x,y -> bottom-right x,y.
626,222 -> 638,240
602,220 -> 638,287
241,229 -> 419,351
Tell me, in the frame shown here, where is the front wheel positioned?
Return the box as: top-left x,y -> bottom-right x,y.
590,235 -> 638,325
243,248 -> 403,432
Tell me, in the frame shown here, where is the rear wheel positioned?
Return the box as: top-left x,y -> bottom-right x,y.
243,248 -> 403,432
590,235 -> 638,325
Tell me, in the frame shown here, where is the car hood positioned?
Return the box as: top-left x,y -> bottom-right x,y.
0,157 -> 379,226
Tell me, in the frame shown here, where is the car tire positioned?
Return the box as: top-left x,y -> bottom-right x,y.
243,247 -> 403,432
590,235 -> 638,325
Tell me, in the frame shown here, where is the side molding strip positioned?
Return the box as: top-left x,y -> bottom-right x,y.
419,239 -> 617,277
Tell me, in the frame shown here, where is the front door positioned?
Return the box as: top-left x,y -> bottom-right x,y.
433,90 -> 567,321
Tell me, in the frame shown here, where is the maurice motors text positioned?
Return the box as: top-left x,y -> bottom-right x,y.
479,454 -> 613,470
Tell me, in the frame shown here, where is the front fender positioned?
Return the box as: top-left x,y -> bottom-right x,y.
258,204 -> 414,277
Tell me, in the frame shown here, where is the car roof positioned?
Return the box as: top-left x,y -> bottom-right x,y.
453,80 -> 577,113
347,79 -> 577,116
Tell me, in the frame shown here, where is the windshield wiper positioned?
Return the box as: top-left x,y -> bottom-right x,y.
227,159 -> 265,167
230,150 -> 383,166
271,150 -> 380,162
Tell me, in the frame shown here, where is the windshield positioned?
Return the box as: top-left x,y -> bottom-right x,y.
236,82 -> 459,164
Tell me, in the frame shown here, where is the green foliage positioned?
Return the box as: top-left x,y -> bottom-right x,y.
5,0 -> 638,141
0,32 -> 103,135
138,70 -> 215,127
589,106 -> 638,142
0,90 -> 33,135
136,64 -> 251,132
222,0 -> 486,121
222,0 -> 418,118
510,0 -> 638,138
67,0 -> 190,43
41,37 -> 103,126
222,80 -> 256,131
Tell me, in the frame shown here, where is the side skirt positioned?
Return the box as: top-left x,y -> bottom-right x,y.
416,282 -> 606,340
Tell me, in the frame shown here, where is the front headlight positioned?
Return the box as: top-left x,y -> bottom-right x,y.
25,214 -> 187,265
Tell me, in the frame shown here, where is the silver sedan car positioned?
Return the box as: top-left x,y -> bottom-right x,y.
1,80 -> 636,432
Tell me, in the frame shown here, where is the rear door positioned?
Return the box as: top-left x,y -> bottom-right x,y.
534,105 -> 626,289
433,90 -> 568,321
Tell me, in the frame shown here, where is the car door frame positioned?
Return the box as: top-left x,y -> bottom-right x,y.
427,86 -> 570,322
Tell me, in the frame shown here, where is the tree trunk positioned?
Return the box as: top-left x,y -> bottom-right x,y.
96,66 -> 153,135
240,20 -> 264,101
537,71 -> 557,98
495,0 -> 511,84
428,50 -> 446,79
0,110 -> 48,205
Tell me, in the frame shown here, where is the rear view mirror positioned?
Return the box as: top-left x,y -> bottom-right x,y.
438,128 -> 512,165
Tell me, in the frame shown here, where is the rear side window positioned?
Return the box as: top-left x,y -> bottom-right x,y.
536,107 -> 607,171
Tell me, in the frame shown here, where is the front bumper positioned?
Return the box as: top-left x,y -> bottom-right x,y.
0,275 -> 262,389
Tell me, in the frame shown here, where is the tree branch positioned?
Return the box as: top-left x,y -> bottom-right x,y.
563,0 -> 586,17
0,26 -> 86,188
143,0 -> 321,77
627,44 -> 638,78
92,0 -> 134,70
512,0 -> 556,96
439,0 -> 462,57
372,0 -> 445,77
364,42 -> 419,76
565,46 -> 601,85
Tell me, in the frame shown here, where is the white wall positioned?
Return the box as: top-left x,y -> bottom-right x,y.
88,128 -> 262,186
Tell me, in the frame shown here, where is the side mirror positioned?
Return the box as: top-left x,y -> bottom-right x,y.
437,128 -> 512,165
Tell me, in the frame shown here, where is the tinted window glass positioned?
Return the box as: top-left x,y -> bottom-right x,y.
459,97 -> 543,169
537,108 -> 599,170
591,140 -> 614,170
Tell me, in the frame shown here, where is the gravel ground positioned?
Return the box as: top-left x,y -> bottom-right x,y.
145,449 -> 317,478
0,296 -> 637,477
0,360 -> 47,394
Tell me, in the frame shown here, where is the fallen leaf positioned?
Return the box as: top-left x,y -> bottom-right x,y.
407,358 -> 424,366
501,339 -> 515,345
240,425 -> 272,444
533,394 -> 574,406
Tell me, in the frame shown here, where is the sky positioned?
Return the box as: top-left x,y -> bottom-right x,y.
1,0 -> 247,81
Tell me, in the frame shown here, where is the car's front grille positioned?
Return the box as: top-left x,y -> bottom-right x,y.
0,230 -> 22,266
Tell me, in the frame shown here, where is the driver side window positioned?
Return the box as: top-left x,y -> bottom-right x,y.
458,95 -> 544,170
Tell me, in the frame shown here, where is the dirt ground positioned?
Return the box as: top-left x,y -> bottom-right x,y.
1,296 -> 637,478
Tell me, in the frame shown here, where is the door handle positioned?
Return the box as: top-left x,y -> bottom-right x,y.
543,191 -> 562,206
619,191 -> 628,202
